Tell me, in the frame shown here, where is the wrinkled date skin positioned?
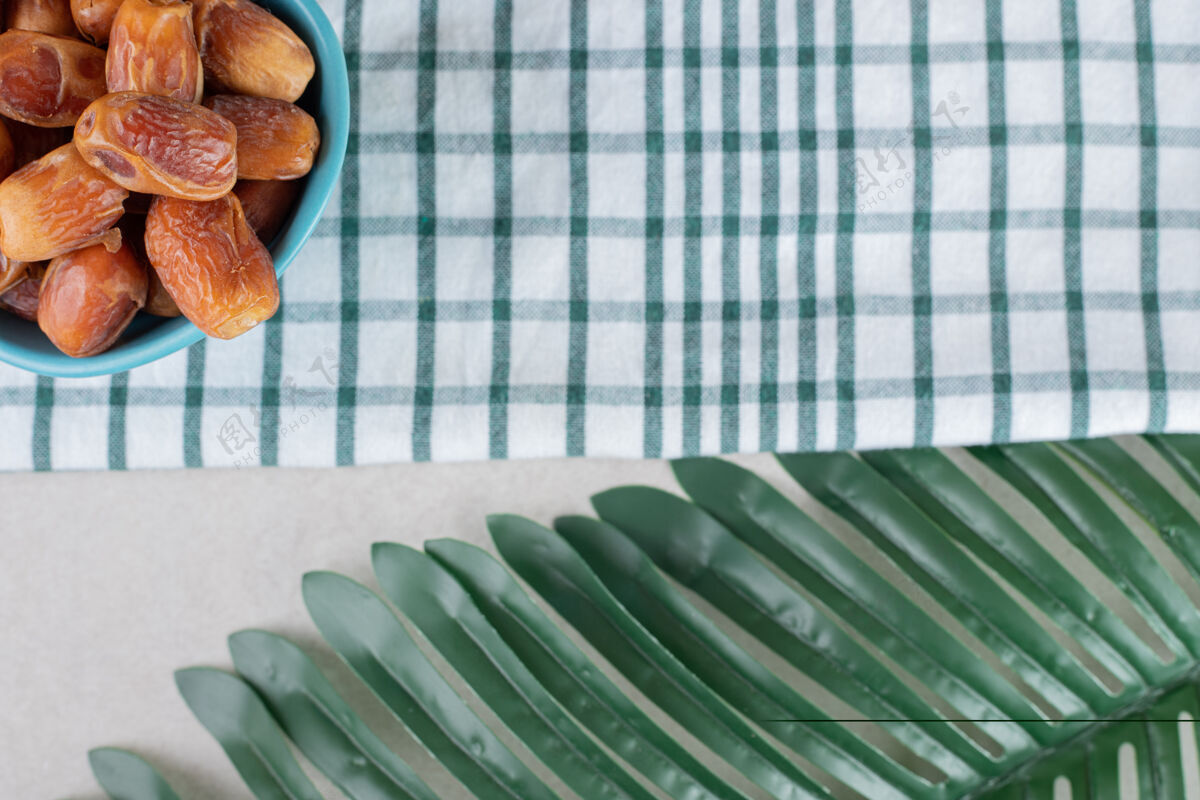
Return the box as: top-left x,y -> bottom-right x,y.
207,94 -> 317,181
145,193 -> 278,338
71,0 -> 124,44
193,0 -> 313,102
107,0 -> 204,103
0,264 -> 45,321
7,119 -> 70,166
234,178 -> 299,243
74,92 -> 237,200
39,240 -> 147,357
0,30 -> 107,126
7,0 -> 78,38
0,142 -> 127,261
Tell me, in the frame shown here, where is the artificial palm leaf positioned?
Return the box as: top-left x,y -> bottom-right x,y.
227,629 -> 440,800
88,748 -> 182,800
86,436 -> 1200,799
301,570 -> 562,800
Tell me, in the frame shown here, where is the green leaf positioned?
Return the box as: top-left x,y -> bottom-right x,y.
858,447 -> 1162,691
88,748 -> 181,800
775,451 -> 1109,728
488,513 -> 834,800
80,436 -> 1200,800
1058,438 -> 1200,583
591,481 -> 1000,784
174,667 -> 323,800
425,537 -> 750,800
228,629 -> 439,800
1146,434 -> 1200,496
968,443 -> 1200,664
553,513 -> 932,800
300,570 -> 562,800
370,542 -> 658,800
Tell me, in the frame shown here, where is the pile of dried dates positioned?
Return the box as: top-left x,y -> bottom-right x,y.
0,0 -> 319,357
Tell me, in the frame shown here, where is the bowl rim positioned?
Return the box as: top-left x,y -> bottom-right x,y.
0,0 -> 350,379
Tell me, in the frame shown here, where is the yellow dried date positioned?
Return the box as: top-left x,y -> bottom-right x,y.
38,240 -> 147,357
71,0 -> 124,44
206,94 -> 318,181
234,178 -> 300,243
74,91 -> 237,200
145,193 -> 278,338
0,30 -> 107,127
193,0 -> 313,102
106,0 -> 204,103
6,0 -> 79,38
0,142 -> 127,262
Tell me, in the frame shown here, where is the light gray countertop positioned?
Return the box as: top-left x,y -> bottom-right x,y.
2,455 -> 777,799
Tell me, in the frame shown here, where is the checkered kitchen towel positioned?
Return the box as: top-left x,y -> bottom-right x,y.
2,0 -> 1199,469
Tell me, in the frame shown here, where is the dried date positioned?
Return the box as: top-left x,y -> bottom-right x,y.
70,0 -> 123,44
106,0 -> 203,103
38,239 -> 147,356
6,0 -> 78,38
0,30 -> 106,126
0,142 -> 127,261
74,91 -> 237,200
193,0 -> 313,102
145,193 -> 278,338
206,94 -> 317,180
233,178 -> 300,243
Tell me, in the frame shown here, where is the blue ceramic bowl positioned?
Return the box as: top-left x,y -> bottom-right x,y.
0,0 -> 349,378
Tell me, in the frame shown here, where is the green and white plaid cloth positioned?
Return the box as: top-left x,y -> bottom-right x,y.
0,0 -> 1197,469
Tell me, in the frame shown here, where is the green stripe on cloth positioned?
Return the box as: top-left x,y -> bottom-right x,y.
834,0 -> 856,450
719,0 -> 741,453
107,371 -> 128,470
1136,2 -> 1166,432
335,0 -> 363,466
258,316 -> 283,465
643,0 -> 665,459
489,0 -> 513,459
413,0 -> 438,461
758,0 -> 779,453
986,0 -> 1011,443
32,375 -> 52,471
0,0 -> 1195,469
797,0 -> 817,451
911,0 -> 933,447
566,0 -> 588,457
183,342 -> 205,468
682,0 -> 702,456
1061,0 -> 1088,439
